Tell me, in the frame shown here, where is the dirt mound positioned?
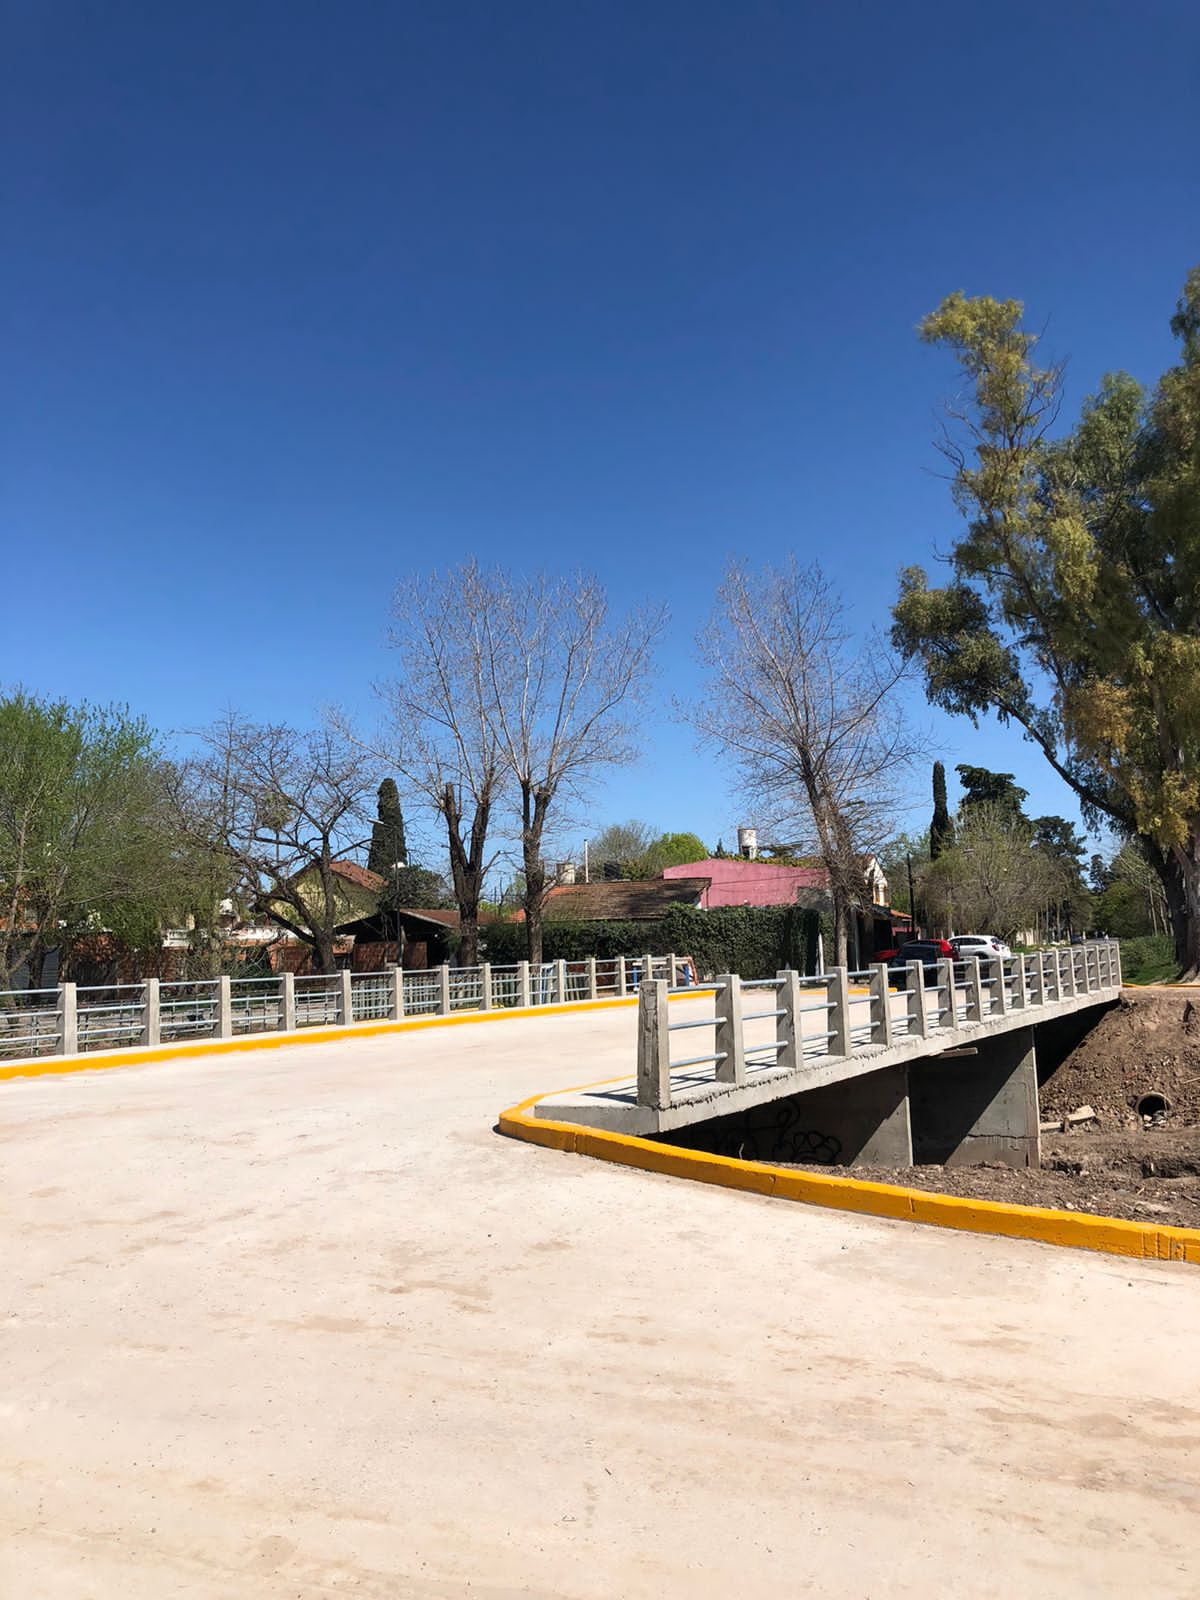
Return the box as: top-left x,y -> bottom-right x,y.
1039,990 -> 1200,1126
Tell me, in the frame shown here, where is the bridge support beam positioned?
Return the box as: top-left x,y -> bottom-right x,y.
909,1025 -> 1040,1169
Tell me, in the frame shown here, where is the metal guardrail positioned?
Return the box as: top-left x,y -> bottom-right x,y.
635,939 -> 1123,1112
0,950 -> 701,1064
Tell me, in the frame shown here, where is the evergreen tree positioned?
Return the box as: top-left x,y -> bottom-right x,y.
367,779 -> 408,878
956,764 -> 1028,819
930,761 -> 954,860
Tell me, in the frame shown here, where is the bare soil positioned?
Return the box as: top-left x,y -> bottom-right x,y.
1039,988 -> 1200,1124
797,990 -> 1200,1230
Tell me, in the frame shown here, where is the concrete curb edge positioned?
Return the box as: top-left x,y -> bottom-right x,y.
498,1092 -> 1200,1267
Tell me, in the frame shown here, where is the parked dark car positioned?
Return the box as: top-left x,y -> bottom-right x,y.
886,939 -> 955,988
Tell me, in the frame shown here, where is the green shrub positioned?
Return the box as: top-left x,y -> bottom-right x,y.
1117,934 -> 1178,985
478,905 -> 819,978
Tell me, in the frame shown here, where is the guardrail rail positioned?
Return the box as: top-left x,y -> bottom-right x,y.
635,940 -> 1123,1111
0,950 -> 701,1065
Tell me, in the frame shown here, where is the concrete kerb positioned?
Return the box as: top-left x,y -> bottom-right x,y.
0,989 -> 717,1084
498,1088 -> 1200,1267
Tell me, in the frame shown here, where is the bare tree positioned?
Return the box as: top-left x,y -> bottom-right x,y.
481,570 -> 665,965
377,562 -> 507,967
693,561 -> 921,968
172,715 -> 377,974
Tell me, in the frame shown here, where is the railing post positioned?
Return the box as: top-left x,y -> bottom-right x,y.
1061,949 -> 1076,999
217,975 -> 233,1039
776,968 -> 803,1073
616,955 -> 627,998
438,963 -> 451,1015
669,952 -> 679,987
480,962 -> 493,1010
586,955 -> 597,999
964,956 -> 984,1023
1113,938 -> 1123,987
714,972 -> 746,1083
59,981 -> 78,1056
642,953 -> 654,993
636,978 -> 671,1110
937,957 -> 958,1033
339,968 -> 353,1026
142,977 -> 161,1047
1009,956 -> 1027,1011
869,963 -> 893,1046
1029,953 -> 1046,1007
905,961 -> 928,1037
987,955 -> 1007,1016
828,966 -> 852,1057
282,970 -> 296,1030
389,965 -> 404,1021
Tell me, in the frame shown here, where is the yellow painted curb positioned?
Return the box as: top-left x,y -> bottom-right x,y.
498,1091 -> 1200,1267
0,988 -> 716,1084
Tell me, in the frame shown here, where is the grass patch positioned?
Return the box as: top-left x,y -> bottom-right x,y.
1118,934 -> 1179,985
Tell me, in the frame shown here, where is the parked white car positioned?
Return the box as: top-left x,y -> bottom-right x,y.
951,933 -> 1013,962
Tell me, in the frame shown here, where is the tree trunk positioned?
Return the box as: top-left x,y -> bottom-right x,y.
520,784 -> 552,969
1148,840 -> 1191,974
308,930 -> 333,975
832,897 -> 850,970
1169,836 -> 1200,981
458,906 -> 480,968
524,841 -> 547,968
442,782 -> 490,969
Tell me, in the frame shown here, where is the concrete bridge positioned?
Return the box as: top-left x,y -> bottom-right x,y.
533,941 -> 1123,1168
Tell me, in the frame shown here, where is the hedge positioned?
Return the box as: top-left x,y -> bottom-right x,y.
478,904 -> 819,979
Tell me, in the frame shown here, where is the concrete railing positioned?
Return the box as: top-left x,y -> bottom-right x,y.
0,951 -> 696,1064
635,940 -> 1123,1112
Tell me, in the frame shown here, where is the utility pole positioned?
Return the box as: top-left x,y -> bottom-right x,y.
391,860 -> 406,965
906,852 -> 917,936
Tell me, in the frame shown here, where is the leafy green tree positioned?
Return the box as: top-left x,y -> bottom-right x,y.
956,765 -> 1028,819
367,779 -> 408,878
638,831 -> 709,876
893,267 -> 1200,974
0,692 -> 213,991
930,761 -> 954,860
1094,839 -> 1170,938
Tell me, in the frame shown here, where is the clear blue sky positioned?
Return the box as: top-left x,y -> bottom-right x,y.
5,1 -> 1197,869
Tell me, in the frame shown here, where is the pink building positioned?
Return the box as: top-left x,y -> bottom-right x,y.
661,858 -> 827,909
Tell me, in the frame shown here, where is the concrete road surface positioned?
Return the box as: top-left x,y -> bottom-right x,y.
2,1002 -> 1198,1598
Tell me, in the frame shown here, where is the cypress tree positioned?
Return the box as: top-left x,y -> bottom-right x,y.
930,761 -> 954,860
367,779 -> 408,877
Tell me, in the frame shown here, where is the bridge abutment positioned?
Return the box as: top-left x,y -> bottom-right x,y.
908,1026 -> 1040,1169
